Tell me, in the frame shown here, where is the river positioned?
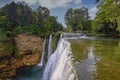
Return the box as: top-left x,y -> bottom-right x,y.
70,37 -> 120,80
14,37 -> 120,80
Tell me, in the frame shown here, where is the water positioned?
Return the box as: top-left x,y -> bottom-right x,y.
38,39 -> 46,67
14,34 -> 120,80
75,47 -> 96,80
42,39 -> 78,80
13,39 -> 47,80
70,38 -> 120,80
62,33 -> 88,39
13,34 -> 81,80
48,34 -> 53,59
13,66 -> 44,80
14,33 -> 90,80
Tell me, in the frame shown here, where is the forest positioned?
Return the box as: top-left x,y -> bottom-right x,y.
65,0 -> 120,36
0,1 -> 63,42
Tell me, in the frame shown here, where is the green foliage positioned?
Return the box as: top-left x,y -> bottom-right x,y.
65,7 -> 91,32
0,30 -> 8,42
0,16 -> 13,31
0,1 -> 63,37
14,52 -> 22,58
33,48 -> 38,54
0,40 -> 15,58
93,0 -> 120,35
52,32 -> 61,52
3,43 -> 15,55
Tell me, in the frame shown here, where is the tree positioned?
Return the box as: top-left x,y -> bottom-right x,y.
0,1 -> 63,37
0,16 -> 13,31
93,0 -> 120,35
36,6 -> 50,25
65,7 -> 89,32
0,2 -> 18,30
17,2 -> 33,26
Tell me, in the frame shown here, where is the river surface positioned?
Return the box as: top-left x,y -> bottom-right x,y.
13,66 -> 44,80
14,37 -> 120,80
69,37 -> 120,80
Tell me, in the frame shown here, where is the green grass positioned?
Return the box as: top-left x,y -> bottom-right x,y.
85,32 -> 120,37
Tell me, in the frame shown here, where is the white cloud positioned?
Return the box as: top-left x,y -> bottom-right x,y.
16,0 -> 38,5
89,6 -> 98,19
15,0 -> 82,9
0,0 -> 82,9
74,0 -> 82,4
39,0 -> 73,9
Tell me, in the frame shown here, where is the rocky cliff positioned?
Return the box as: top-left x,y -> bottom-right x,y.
0,34 -> 43,79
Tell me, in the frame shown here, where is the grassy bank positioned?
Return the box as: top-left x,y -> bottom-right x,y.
85,32 -> 120,38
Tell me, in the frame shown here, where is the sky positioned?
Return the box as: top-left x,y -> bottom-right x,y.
0,0 -> 98,27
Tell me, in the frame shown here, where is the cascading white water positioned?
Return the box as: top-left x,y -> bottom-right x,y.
42,39 -> 78,80
48,34 -> 52,59
38,39 -> 46,67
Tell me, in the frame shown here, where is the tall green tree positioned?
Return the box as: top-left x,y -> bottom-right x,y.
65,7 -> 89,32
36,6 -> 50,25
17,2 -> 33,26
0,1 -> 63,37
93,0 -> 120,35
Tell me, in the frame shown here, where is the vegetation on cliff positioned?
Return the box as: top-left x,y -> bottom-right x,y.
0,2 -> 63,37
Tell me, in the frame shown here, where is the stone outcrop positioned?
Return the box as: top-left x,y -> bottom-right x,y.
14,34 -> 42,55
0,34 -> 43,79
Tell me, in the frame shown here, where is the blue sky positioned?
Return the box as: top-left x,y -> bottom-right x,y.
0,0 -> 98,27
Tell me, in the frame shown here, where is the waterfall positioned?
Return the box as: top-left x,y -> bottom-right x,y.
42,39 -> 78,80
61,33 -> 89,39
38,39 -> 46,67
48,34 -> 52,59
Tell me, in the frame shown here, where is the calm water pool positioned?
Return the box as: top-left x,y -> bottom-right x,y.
13,66 -> 44,80
70,38 -> 120,80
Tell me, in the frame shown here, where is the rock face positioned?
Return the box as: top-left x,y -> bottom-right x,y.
0,34 -> 43,79
15,34 -> 42,55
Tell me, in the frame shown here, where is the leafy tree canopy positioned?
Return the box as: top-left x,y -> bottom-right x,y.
65,7 -> 91,32
93,0 -> 120,35
0,1 -> 63,37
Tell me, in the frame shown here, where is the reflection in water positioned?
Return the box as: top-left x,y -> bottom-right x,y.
75,47 -> 96,80
70,38 -> 120,80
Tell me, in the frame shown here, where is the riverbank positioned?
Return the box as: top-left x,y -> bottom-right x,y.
85,32 -> 120,38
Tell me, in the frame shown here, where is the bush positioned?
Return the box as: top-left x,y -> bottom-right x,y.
0,30 -> 8,42
2,43 -> 15,57
52,32 -> 61,52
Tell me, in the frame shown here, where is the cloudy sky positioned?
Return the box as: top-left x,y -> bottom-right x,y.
0,0 -> 98,27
